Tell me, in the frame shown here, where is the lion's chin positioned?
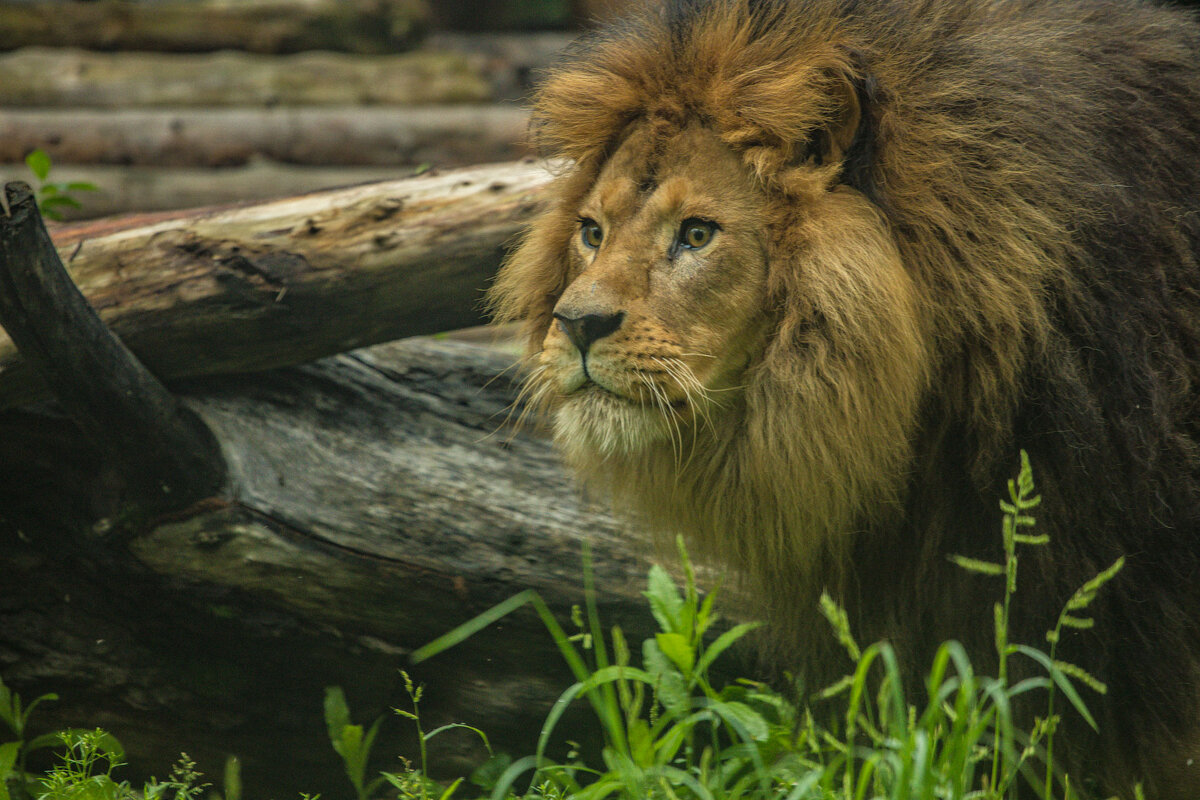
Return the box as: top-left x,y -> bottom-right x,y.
552,387 -> 674,459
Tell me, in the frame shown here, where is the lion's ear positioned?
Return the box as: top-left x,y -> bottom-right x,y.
804,62 -> 879,199
803,70 -> 864,167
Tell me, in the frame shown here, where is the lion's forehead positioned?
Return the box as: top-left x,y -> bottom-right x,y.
583,121 -> 757,226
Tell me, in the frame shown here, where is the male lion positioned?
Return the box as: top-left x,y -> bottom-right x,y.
487,0 -> 1200,795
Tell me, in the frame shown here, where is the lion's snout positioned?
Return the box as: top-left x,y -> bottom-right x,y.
552,309 -> 625,356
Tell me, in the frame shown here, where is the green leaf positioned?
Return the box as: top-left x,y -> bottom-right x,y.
694,621 -> 762,679
653,723 -> 688,765
25,149 -> 51,182
340,722 -> 364,762
627,718 -> 653,765
1014,645 -> 1100,731
469,752 -> 512,790
423,722 -> 490,750
0,740 -> 18,776
712,700 -> 770,741
40,196 -> 82,210
643,640 -> 688,716
223,756 -> 242,800
815,675 -> 854,700
0,680 -> 14,734
644,565 -> 684,634
436,777 -> 463,800
323,687 -> 352,750
695,584 -> 720,638
65,182 -> 99,193
654,632 -> 694,674
948,555 -> 1005,576
411,589 -> 539,664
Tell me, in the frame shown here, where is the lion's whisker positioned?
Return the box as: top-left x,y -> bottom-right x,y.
638,372 -> 684,466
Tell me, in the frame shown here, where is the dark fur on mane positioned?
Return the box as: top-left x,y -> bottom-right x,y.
500,1 -> 1200,794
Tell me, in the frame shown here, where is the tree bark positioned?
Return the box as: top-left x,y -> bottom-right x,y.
0,0 -> 431,55
0,337 -> 663,799
0,160 -> 556,410
0,182 -> 225,512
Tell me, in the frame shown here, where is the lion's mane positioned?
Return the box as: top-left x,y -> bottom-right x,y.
488,0 -> 1200,793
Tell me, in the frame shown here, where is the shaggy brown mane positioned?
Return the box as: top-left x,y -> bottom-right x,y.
488,0 -> 1200,795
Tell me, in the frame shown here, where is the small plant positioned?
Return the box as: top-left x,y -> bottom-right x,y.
387,670 -> 495,800
326,671 -> 497,800
23,149 -> 98,221
1,676 -> 66,800
36,730 -> 205,800
324,686 -> 388,800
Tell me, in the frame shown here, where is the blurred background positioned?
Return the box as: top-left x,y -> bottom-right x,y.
0,0 -> 633,221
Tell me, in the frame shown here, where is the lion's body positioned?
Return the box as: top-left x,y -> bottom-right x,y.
488,0 -> 1200,794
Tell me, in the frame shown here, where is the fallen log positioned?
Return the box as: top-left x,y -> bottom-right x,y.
0,159 -> 557,410
0,107 -> 530,168
0,48 -> 490,109
0,335 -> 661,798
0,179 -> 686,797
0,162 -> 434,222
0,0 -> 431,55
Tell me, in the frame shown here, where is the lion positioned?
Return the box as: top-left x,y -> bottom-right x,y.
486,0 -> 1200,795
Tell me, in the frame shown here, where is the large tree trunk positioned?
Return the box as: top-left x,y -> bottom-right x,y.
0,179 -> 686,797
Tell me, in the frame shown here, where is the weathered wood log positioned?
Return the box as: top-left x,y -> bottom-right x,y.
0,48 -> 489,108
0,337 -> 665,799
0,0 -> 431,55
0,160 -> 557,410
0,163 -> 432,222
0,182 -> 225,512
0,107 -> 530,168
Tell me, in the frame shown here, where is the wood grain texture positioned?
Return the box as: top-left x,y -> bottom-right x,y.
0,338 -> 667,797
0,160 -> 556,409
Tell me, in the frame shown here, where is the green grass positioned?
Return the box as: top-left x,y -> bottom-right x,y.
1,452 -> 1135,800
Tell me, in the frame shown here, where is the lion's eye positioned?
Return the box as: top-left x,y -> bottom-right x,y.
680,219 -> 718,250
580,219 -> 604,249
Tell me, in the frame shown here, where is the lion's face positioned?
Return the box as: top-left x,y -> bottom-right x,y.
537,122 -> 772,457
492,64 -> 933,553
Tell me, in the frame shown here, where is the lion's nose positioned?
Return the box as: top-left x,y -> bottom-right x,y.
553,310 -> 625,354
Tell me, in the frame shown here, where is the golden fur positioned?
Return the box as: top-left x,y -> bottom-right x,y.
487,0 -> 1200,795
